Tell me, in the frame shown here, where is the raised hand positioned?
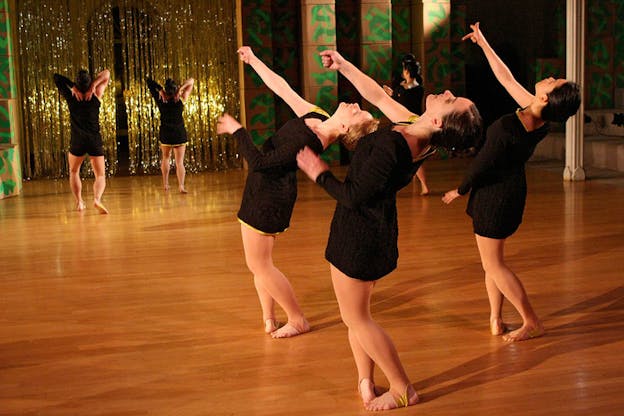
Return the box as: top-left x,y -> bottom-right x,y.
319,50 -> 346,70
461,21 -> 485,46
237,46 -> 256,64
217,113 -> 243,135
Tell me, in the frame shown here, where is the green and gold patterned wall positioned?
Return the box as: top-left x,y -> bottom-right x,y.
241,0 -> 276,147
0,0 -> 21,198
585,0 -> 624,109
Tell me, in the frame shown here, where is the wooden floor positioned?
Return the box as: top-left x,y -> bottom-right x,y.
1,158 -> 623,416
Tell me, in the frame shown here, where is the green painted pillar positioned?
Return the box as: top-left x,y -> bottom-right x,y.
360,0 -> 392,119
301,0 -> 340,162
421,0 -> 452,94
240,0 -> 276,146
0,0 -> 21,199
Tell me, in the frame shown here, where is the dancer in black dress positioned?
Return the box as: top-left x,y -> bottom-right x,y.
54,69 -> 111,213
297,50 -> 482,411
146,77 -> 194,193
383,53 -> 429,194
216,46 -> 379,339
443,22 -> 581,342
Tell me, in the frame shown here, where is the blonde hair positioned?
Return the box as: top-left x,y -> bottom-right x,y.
340,118 -> 380,150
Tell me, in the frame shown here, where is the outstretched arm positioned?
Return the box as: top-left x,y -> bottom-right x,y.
463,22 -> 534,108
238,46 -> 313,117
320,50 -> 413,122
177,78 -> 194,101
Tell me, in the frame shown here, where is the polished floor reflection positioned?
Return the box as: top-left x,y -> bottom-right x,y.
1,159 -> 622,416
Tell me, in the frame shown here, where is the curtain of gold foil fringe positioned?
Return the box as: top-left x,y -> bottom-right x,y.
120,0 -> 240,175
17,0 -> 240,179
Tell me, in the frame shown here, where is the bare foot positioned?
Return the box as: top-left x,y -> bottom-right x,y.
93,200 -> 109,215
420,187 -> 429,196
503,324 -> 544,342
76,201 -> 86,211
163,185 -> 170,192
179,187 -> 188,194
358,378 -> 377,404
271,319 -> 310,339
264,319 -> 279,334
365,384 -> 419,411
490,318 -> 508,336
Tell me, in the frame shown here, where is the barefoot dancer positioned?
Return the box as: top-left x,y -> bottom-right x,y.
443,22 -> 580,342
54,69 -> 111,213
146,77 -> 194,193
216,46 -> 378,338
297,50 -> 482,410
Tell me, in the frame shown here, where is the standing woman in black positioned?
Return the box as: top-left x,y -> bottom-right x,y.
216,46 -> 379,339
54,69 -> 111,213
383,54 -> 429,195
443,22 -> 581,342
298,49 -> 483,411
146,77 -> 194,193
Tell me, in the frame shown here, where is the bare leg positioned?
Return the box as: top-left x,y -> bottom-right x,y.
349,328 -> 377,404
173,145 -> 187,193
475,235 -> 543,342
253,275 -> 278,333
415,166 -> 429,195
330,265 -> 418,410
485,273 -> 507,335
68,153 -> 86,210
240,225 -> 309,338
89,156 -> 108,214
161,145 -> 172,191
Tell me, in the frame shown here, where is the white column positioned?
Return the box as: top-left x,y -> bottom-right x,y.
563,0 -> 585,181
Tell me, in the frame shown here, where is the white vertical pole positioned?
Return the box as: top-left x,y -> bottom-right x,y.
563,0 -> 585,181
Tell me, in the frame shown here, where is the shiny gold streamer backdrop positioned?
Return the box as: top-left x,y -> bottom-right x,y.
18,0 -> 116,178
17,0 -> 240,178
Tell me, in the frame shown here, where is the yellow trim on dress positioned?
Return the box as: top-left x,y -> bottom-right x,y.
159,142 -> 188,147
394,114 -> 420,126
310,106 -> 330,118
238,218 -> 286,236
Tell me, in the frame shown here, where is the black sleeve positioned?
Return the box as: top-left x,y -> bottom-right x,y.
316,142 -> 397,209
146,77 -> 162,101
232,127 -> 306,172
53,74 -> 73,101
457,130 -> 507,195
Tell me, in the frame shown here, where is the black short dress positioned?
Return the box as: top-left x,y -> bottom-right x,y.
146,78 -> 187,146
53,74 -> 103,157
457,111 -> 549,239
316,127 -> 435,281
233,108 -> 328,235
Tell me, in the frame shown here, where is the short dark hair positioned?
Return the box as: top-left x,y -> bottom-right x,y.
164,78 -> 178,97
75,69 -> 91,93
541,81 -> 581,123
430,103 -> 483,151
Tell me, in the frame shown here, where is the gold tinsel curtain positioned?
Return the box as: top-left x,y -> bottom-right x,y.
120,0 -> 240,174
18,0 -> 116,178
17,0 -> 240,179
